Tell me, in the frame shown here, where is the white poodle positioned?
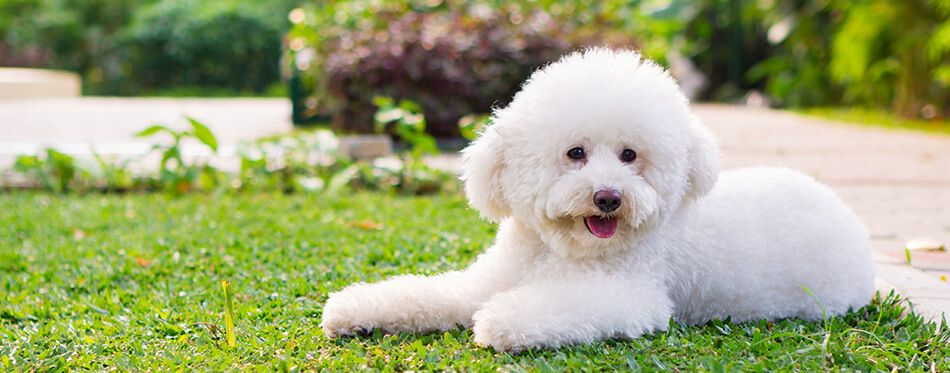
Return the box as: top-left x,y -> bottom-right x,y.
320,47 -> 875,352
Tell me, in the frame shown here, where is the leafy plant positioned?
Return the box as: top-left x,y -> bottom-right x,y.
88,150 -> 135,192
135,117 -> 220,193
372,96 -> 454,194
4,116 -> 457,196
13,148 -> 80,193
373,97 -> 437,164
234,123 -> 452,196
235,129 -> 351,194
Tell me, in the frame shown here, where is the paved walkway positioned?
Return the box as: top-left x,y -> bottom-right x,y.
1,98 -> 949,321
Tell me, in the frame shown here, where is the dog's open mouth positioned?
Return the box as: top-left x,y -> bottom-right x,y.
585,216 -> 617,238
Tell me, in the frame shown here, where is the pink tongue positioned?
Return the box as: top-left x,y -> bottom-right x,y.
585,216 -> 617,238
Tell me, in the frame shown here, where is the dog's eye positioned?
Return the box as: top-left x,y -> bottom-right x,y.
567,147 -> 585,160
620,149 -> 637,162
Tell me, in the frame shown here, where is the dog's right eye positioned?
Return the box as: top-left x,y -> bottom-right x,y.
567,147 -> 585,160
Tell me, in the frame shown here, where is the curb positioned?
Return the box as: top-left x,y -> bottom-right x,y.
874,252 -> 950,326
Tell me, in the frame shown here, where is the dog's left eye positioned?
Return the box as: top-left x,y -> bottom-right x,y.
620,149 -> 637,162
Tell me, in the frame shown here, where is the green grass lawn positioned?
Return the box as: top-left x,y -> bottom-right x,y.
1,192 -> 948,371
797,107 -> 950,136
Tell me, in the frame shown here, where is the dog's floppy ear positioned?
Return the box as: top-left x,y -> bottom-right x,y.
685,117 -> 720,199
460,126 -> 511,222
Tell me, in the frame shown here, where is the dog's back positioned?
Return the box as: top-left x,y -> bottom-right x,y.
665,166 -> 875,325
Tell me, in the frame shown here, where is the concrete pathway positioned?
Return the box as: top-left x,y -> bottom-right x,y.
1,98 -> 948,321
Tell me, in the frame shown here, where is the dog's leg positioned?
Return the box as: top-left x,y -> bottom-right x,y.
320,226 -> 536,338
471,276 -> 672,352
320,270 -> 485,337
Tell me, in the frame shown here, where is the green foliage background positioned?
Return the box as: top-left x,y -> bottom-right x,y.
2,0 -> 948,120
0,0 -> 297,95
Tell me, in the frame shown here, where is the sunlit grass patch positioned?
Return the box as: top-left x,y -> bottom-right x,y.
797,107 -> 950,136
0,191 -> 947,371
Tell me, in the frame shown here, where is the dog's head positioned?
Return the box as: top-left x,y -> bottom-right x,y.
461,48 -> 719,257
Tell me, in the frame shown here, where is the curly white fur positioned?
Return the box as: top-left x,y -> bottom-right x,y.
320,47 -> 875,352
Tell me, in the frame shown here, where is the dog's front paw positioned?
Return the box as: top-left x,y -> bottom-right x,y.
320,301 -> 375,338
471,308 -> 545,353
319,289 -> 380,339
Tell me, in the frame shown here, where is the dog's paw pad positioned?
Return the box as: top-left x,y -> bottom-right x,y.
322,322 -> 380,338
353,325 -> 374,337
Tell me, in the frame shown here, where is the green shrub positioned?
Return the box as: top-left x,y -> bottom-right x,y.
122,0 -> 286,94
683,1 -> 774,102
739,1 -> 842,108
690,0 -> 950,119
829,0 -> 950,119
0,0 -> 44,66
0,0 -> 154,91
0,0 -> 297,95
285,0 -> 672,137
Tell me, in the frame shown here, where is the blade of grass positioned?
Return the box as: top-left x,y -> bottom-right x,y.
222,280 -> 236,347
801,285 -> 828,329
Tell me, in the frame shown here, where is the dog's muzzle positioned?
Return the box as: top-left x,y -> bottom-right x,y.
586,189 -> 621,238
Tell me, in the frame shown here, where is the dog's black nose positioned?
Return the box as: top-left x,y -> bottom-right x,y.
593,189 -> 622,212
